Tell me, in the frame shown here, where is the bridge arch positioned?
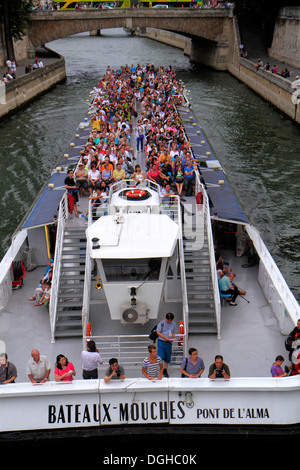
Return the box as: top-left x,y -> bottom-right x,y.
28,9 -> 234,70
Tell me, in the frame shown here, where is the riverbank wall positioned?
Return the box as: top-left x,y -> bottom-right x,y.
136,17 -> 300,126
0,48 -> 66,121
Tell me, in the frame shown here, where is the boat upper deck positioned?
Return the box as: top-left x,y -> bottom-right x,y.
1,65 -> 298,387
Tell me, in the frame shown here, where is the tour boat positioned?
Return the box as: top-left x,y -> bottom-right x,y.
0,67 -> 299,443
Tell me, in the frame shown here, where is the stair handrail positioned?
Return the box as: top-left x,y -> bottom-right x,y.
81,199 -> 93,341
49,191 -> 68,343
163,194 -> 189,357
195,175 -> 221,339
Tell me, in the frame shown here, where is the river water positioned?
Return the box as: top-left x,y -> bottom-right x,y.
0,28 -> 299,301
0,27 -> 299,459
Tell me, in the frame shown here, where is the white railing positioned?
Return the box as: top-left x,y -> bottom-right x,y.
49,191 -> 69,343
82,333 -> 185,369
246,224 -> 300,334
81,198 -> 94,338
195,175 -> 221,339
0,229 -> 28,313
162,195 -> 189,354
176,94 -> 221,339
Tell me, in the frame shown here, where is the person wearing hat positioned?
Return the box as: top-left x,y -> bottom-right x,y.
75,162 -> 88,197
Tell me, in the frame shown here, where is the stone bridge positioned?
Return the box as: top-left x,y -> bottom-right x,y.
28,8 -> 235,70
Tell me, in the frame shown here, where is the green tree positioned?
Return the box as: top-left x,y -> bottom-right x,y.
0,0 -> 33,62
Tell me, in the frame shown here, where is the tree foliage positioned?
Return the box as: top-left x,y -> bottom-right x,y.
0,0 -> 33,61
0,0 -> 33,41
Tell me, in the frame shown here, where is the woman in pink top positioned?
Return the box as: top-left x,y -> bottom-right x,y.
54,354 -> 76,382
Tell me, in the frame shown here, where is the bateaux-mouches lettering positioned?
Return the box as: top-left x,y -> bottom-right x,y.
48,403 -> 100,424
48,400 -> 186,425
48,402 -> 270,425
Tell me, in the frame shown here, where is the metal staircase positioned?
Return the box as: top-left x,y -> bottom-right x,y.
54,226 -> 86,337
183,225 -> 217,335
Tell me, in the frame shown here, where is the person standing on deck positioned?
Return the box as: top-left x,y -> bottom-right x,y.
156,312 -> 176,378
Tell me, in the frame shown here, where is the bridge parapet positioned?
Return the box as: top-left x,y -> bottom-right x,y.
29,8 -> 233,46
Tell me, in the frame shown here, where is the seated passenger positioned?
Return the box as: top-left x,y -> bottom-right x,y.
88,163 -> 101,195
113,163 -> 126,181
28,261 -> 53,302
132,164 -> 146,184
218,267 -> 239,306
161,183 -> 175,204
147,163 -> 161,184
34,281 -> 51,309
75,162 -> 88,197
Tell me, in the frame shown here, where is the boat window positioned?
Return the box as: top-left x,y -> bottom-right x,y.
102,258 -> 162,282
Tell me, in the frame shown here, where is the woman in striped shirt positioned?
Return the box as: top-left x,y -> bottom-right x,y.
142,345 -> 163,380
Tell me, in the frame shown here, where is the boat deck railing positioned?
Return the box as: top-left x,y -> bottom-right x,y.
49,191 -> 69,343
196,173 -> 221,339
108,178 -> 161,203
82,333 -> 185,369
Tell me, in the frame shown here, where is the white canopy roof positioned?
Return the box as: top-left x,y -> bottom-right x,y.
86,213 -> 179,259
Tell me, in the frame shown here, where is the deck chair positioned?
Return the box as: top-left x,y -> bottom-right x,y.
11,260 -> 26,289
218,284 -> 232,305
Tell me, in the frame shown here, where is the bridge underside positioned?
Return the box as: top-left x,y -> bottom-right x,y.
28,10 -> 233,70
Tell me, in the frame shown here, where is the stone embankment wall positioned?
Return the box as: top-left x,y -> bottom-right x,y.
269,7 -> 300,69
138,12 -> 300,125
0,54 -> 66,120
227,15 -> 300,125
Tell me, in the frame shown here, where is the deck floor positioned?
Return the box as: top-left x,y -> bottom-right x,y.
0,223 -> 288,383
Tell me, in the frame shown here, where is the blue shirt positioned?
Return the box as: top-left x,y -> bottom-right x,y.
157,320 -> 176,342
219,275 -> 230,291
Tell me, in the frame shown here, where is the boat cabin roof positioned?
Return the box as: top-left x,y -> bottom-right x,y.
86,212 -> 179,259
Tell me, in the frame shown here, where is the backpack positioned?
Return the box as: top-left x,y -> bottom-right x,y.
149,321 -> 163,342
181,358 -> 188,377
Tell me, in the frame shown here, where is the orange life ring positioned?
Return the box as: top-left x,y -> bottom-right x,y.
125,189 -> 147,198
178,320 -> 184,346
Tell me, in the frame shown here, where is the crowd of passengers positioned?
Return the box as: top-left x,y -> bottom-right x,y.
65,63 -> 200,217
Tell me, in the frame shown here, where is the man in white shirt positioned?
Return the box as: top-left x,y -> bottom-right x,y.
27,350 -> 51,383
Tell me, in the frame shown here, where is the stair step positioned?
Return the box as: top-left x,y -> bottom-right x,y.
62,249 -> 86,255
63,240 -> 86,246
60,273 -> 85,279
61,258 -> 86,264
189,306 -> 215,314
56,319 -> 82,328
58,291 -> 83,299
57,310 -> 82,318
189,315 -> 216,324
188,325 -> 217,334
59,282 -> 84,289
57,300 -> 83,308
55,329 -> 82,338
186,283 -> 212,289
188,298 -> 214,304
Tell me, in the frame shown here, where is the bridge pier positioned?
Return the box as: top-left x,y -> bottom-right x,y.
190,37 -> 229,71
90,30 -> 102,36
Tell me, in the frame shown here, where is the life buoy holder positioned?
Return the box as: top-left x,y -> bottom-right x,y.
125,189 -> 146,198
119,188 -> 151,201
178,320 -> 184,346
